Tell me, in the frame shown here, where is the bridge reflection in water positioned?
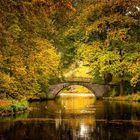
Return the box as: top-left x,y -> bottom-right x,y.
57,93 -> 96,114
47,94 -> 97,139
0,97 -> 140,140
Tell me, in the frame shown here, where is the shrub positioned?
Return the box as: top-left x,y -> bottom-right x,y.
103,87 -> 117,97
0,100 -> 28,116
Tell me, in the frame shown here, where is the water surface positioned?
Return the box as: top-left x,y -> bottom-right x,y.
0,94 -> 140,140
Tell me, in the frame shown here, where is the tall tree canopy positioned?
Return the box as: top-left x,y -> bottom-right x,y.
0,0 -> 61,99
65,0 -> 140,95
0,0 -> 140,99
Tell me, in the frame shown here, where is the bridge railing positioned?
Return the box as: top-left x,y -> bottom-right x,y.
63,77 -> 93,83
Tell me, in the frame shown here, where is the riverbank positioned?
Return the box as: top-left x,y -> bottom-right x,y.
103,93 -> 140,102
0,100 -> 29,116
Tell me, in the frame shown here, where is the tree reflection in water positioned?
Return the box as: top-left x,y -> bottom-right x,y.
0,95 -> 140,140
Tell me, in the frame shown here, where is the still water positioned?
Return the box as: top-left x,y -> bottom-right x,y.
0,93 -> 140,140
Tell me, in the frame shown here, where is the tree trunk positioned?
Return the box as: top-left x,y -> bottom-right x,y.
120,79 -> 124,96
119,49 -> 125,96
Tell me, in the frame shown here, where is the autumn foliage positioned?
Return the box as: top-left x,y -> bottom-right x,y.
0,100 -> 12,106
0,0 -> 140,100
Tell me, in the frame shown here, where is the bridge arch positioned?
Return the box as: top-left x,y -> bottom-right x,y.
54,83 -> 96,97
47,81 -> 111,99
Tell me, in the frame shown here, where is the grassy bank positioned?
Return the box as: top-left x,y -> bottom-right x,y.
0,100 -> 29,116
103,93 -> 140,102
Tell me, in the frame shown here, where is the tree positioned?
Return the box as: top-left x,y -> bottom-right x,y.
67,0 -> 140,95
0,0 -> 60,99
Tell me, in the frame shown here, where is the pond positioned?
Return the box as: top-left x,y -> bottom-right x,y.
0,93 -> 140,140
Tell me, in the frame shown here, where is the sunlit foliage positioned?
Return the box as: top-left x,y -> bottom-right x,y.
0,0 -> 140,99
66,0 -> 140,95
0,0 -> 60,99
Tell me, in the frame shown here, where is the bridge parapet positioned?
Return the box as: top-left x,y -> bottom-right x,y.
63,77 -> 93,83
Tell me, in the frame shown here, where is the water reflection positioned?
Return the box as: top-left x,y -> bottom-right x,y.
49,94 -> 96,139
95,101 -> 140,120
56,93 -> 96,114
0,95 -> 140,140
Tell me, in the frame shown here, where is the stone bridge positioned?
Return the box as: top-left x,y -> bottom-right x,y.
47,78 -> 113,99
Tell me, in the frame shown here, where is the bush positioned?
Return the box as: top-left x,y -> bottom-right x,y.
103,87 -> 118,97
135,96 -> 140,102
0,100 -> 28,116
